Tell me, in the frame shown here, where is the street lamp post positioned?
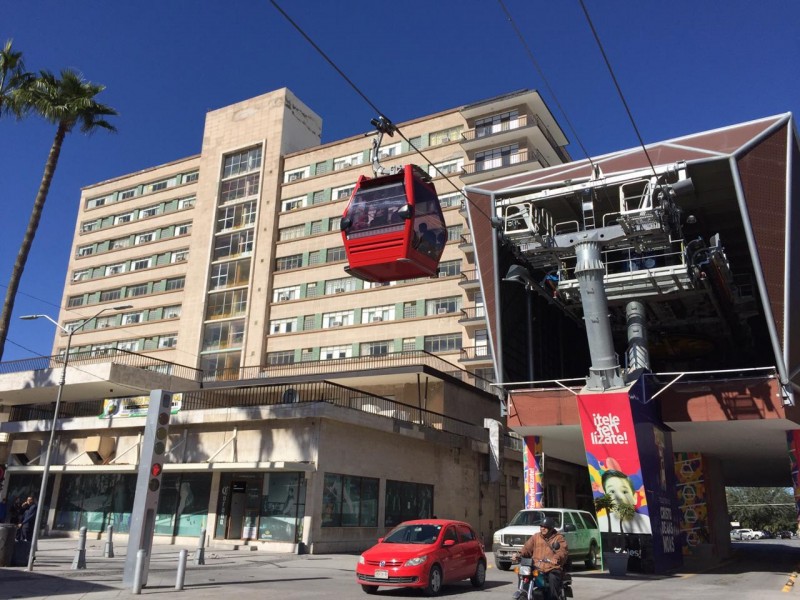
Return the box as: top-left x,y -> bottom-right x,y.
19,304 -> 132,571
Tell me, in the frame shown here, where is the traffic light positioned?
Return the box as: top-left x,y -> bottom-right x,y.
123,390 -> 173,587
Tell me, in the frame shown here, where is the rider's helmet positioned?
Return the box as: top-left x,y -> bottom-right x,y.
540,517 -> 557,530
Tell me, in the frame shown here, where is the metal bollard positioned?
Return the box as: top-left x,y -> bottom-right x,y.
132,549 -> 147,594
193,528 -> 206,566
176,548 -> 188,590
71,527 -> 87,570
103,525 -> 115,558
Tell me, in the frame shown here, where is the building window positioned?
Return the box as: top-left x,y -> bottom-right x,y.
140,205 -> 160,218
270,318 -> 295,334
331,185 -> 354,201
429,126 -> 463,146
301,348 -> 314,362
68,296 -> 84,307
86,195 -> 111,209
306,282 -> 319,297
175,223 -> 191,236
178,196 -> 196,210
322,310 -> 354,329
475,143 -> 521,171
303,315 -> 315,331
310,220 -> 323,235
361,305 -> 394,324
100,289 -> 122,302
374,142 -> 401,160
276,254 -> 303,271
274,286 -> 300,302
319,345 -> 352,360
181,171 -> 199,184
131,258 -> 151,271
114,212 -> 134,225
206,289 -> 248,320
361,340 -> 390,356
209,259 -> 250,289
105,264 -> 125,276
281,195 -> 306,212
402,337 -> 416,351
223,147 -> 262,179
426,296 -> 461,315
77,245 -> 94,257
119,188 -> 137,200
475,110 -> 519,138
218,201 -> 256,231
150,180 -> 169,193
312,190 -> 326,205
315,162 -> 329,176
96,315 -> 116,330
220,173 -> 260,203
122,311 -> 143,325
438,193 -> 461,208
279,224 -> 305,241
424,333 -> 462,352
324,277 -> 356,295
408,136 -> 422,150
166,277 -> 185,292
158,335 -> 178,349
111,237 -> 131,250
438,260 -> 461,277
127,284 -> 149,297
308,251 -> 322,265
267,350 -> 295,365
80,220 -> 100,233
403,302 -> 417,318
117,339 -> 140,352
333,153 -> 363,171
171,250 -> 189,263
326,246 -> 346,263
164,305 -> 182,319
213,230 -> 254,260
72,269 -> 91,282
284,166 -> 309,183
384,480 -> 434,527
328,216 -> 341,231
136,231 -> 155,245
429,158 -> 464,178
322,473 -> 378,527
202,320 -> 245,351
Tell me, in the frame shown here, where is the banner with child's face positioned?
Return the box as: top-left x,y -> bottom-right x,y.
577,392 -> 651,535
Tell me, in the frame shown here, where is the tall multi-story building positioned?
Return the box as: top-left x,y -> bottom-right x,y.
0,88 -> 571,553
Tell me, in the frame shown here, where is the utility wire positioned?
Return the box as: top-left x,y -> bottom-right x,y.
577,0 -> 658,177
496,0 -> 596,171
270,0 -> 495,222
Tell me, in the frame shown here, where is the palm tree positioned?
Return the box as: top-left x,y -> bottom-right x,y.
0,69 -> 117,360
0,39 -> 33,117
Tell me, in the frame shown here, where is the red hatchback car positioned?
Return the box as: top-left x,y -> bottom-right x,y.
356,519 -> 486,596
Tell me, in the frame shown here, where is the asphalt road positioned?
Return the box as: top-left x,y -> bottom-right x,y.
2,538 -> 800,599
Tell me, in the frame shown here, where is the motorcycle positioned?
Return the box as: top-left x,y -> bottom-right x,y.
512,554 -> 572,600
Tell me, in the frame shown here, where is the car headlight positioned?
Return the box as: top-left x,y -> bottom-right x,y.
493,532 -> 501,543
358,555 -> 365,564
404,555 -> 429,567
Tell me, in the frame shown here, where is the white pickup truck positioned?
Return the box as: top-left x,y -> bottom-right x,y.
492,508 -> 601,570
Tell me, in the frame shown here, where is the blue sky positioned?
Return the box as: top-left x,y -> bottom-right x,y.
0,0 -> 797,361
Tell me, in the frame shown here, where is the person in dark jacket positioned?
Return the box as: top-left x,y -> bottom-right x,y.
18,496 -> 37,542
513,517 -> 568,600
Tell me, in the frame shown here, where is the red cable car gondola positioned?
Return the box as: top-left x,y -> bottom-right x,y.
340,163 -> 446,282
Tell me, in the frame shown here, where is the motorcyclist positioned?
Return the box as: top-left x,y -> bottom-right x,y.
512,517 -> 569,600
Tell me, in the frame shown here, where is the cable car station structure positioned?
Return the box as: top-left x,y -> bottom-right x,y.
465,113 -> 800,569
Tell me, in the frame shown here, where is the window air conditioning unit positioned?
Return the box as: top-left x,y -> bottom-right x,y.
99,323 -> 110,328
437,308 -> 448,314
278,294 -> 290,302
334,287 -> 345,294
371,316 -> 383,322
331,321 -> 342,327
167,312 -> 179,319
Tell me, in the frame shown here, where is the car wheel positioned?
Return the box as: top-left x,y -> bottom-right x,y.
424,564 -> 443,596
495,559 -> 512,571
470,560 -> 487,588
585,541 -> 599,569
361,585 -> 378,595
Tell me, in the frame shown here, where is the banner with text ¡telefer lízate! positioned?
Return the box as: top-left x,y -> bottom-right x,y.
577,392 -> 652,536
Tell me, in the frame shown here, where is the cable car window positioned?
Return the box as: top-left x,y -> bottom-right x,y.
412,179 -> 446,259
344,182 -> 407,238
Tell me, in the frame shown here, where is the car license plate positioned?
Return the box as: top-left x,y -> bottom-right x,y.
375,570 -> 389,579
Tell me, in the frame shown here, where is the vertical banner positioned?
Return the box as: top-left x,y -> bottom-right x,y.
674,452 -> 709,554
786,430 -> 800,528
523,436 -> 544,508
577,392 -> 651,536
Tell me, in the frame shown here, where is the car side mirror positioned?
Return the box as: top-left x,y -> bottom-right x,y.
397,204 -> 413,220
442,539 -> 456,547
340,217 -> 352,230
564,524 -> 576,532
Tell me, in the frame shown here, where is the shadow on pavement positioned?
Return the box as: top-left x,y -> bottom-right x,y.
0,570 -> 117,599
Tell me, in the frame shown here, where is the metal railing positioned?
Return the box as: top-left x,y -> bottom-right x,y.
459,270 -> 479,285
0,348 -> 202,382
462,148 -> 537,176
460,346 -> 493,361
459,306 -> 486,321
461,114 -> 531,142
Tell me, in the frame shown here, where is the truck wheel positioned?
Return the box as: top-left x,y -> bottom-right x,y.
495,559 -> 511,571
585,541 -> 599,569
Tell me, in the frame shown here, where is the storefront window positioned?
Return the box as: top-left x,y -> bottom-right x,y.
6,473 -> 55,525
384,480 -> 434,527
154,473 -> 212,537
258,472 -> 306,542
322,473 -> 378,527
54,473 -> 136,533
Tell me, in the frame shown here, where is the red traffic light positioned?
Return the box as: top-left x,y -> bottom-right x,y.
151,463 -> 163,477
